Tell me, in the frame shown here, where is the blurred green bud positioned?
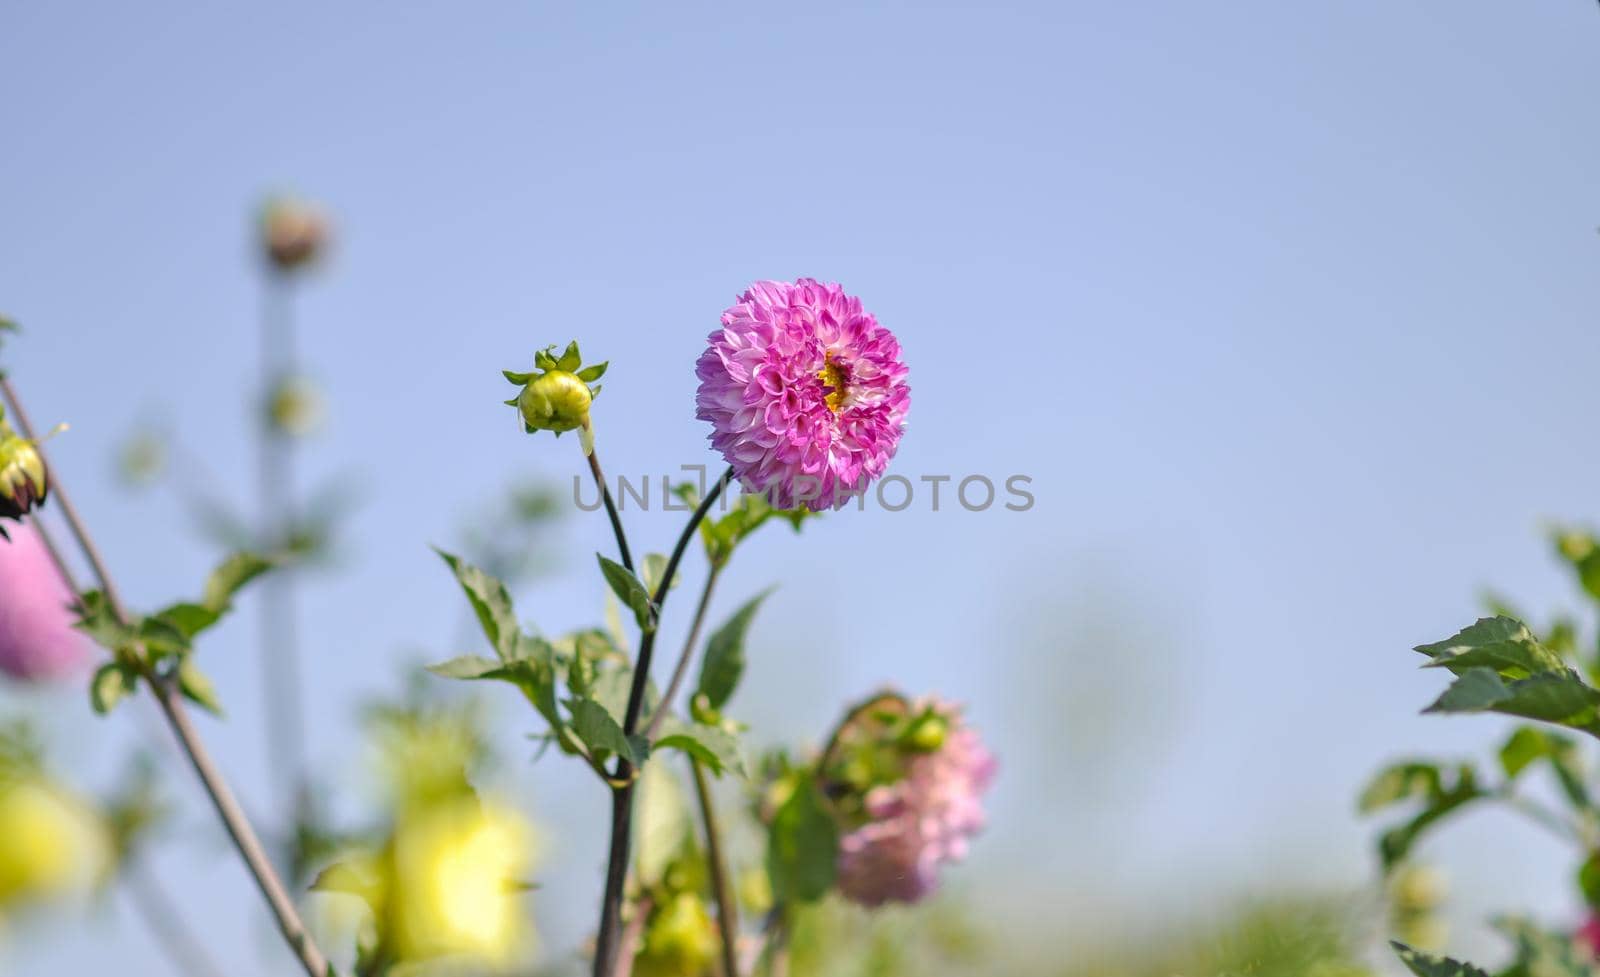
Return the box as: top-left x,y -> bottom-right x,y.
116,429 -> 167,489
267,374 -> 326,438
903,711 -> 949,753
634,893 -> 719,977
1557,530 -> 1596,563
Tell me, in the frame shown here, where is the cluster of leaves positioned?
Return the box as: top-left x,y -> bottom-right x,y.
1367,526 -> 1600,975
75,551 -> 274,716
426,549 -> 756,782
1396,917 -> 1600,977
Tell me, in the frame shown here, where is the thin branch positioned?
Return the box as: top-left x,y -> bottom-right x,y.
2,377 -> 331,977
122,859 -> 228,977
643,562 -> 723,742
257,272 -> 310,873
691,758 -> 741,977
610,894 -> 654,977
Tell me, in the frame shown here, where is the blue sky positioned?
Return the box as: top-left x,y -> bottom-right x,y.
3,2 -> 1599,973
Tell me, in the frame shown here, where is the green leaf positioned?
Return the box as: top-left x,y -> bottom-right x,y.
503,369 -> 534,386
1391,942 -> 1490,977
696,588 -> 774,711
425,655 -> 505,680
1500,726 -> 1590,808
766,777 -> 838,904
435,549 -> 519,659
177,659 -> 223,716
1493,917 -> 1599,977
150,602 -> 222,642
653,718 -> 746,778
91,663 -> 139,715
202,552 -> 274,613
1361,762 -> 1483,870
74,590 -> 137,656
1580,853 -> 1600,910
641,553 -> 677,596
1425,667 -> 1600,736
576,362 -> 608,383
1359,762 -> 1444,814
1416,617 -> 1564,678
556,340 -> 582,372
597,554 -> 655,632
567,696 -> 642,765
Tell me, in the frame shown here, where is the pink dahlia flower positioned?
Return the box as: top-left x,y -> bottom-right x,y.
0,521 -> 89,682
836,706 -> 997,906
695,280 -> 909,511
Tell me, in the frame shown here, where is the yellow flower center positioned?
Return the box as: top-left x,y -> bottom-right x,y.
817,357 -> 848,414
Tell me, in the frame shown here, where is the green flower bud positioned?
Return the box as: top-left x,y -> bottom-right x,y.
517,371 -> 591,434
0,423 -> 48,526
503,342 -> 608,454
904,711 -> 949,753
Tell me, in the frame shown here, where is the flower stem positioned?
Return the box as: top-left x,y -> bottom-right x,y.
258,271 -> 311,867
1,376 -> 332,977
585,444 -> 635,572
592,467 -> 731,977
691,757 -> 741,977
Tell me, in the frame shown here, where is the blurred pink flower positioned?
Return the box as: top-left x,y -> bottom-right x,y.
836,705 -> 996,906
0,521 -> 88,682
695,279 -> 909,511
1579,913 -> 1600,959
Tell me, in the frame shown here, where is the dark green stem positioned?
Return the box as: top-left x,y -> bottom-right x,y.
592,466 -> 731,977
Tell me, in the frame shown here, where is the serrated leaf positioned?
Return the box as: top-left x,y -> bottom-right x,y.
597,554 -> 655,632
202,552 -> 274,613
696,588 -> 773,711
653,717 -> 746,778
91,663 -> 139,715
1425,667 -> 1600,736
436,549 -> 519,659
567,696 -> 641,765
767,777 -> 838,904
1391,942 -> 1490,977
556,340 -> 581,372
1417,616 -> 1564,679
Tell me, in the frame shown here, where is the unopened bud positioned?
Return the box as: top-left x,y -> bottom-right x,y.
518,371 -> 592,434
0,423 -> 48,526
260,197 -> 329,272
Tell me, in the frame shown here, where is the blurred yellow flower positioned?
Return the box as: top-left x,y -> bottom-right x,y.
0,778 -> 112,909
388,800 -> 535,966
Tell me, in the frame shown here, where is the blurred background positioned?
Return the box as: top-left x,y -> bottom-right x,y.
2,1 -> 1599,974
